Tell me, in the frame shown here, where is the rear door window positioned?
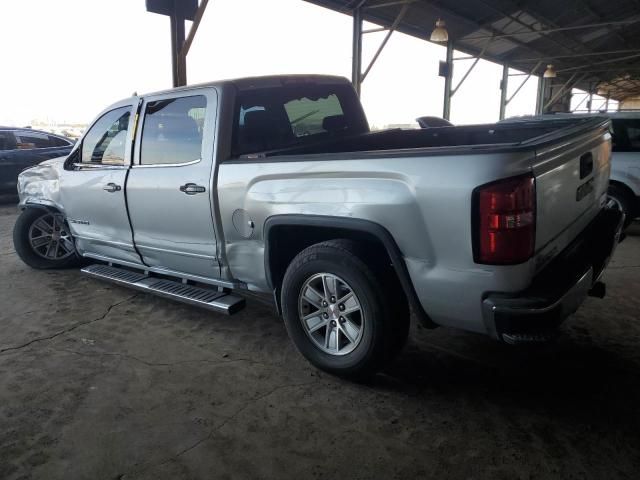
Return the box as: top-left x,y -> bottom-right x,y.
0,131 -> 17,151
140,95 -> 207,165
48,135 -> 72,147
15,131 -> 51,149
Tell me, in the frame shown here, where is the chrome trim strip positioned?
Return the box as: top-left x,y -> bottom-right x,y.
132,158 -> 201,168
71,163 -> 128,171
135,243 -> 216,260
149,266 -> 241,289
73,235 -> 134,248
82,253 -> 146,269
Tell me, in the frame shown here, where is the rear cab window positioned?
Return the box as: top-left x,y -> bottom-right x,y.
232,82 -> 368,157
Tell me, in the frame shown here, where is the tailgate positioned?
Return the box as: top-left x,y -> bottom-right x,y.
531,118 -> 612,272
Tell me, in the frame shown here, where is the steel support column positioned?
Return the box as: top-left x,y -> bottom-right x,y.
535,76 -> 545,115
499,64 -> 508,120
170,5 -> 187,87
361,3 -> 409,82
351,7 -> 363,96
443,40 -> 453,121
543,72 -> 582,112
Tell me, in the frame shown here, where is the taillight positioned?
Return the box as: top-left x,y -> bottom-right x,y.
473,174 -> 535,265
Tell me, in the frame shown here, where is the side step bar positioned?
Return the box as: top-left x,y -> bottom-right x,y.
81,264 -> 246,315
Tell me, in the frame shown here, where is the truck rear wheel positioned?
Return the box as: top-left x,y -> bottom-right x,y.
13,209 -> 81,269
281,239 -> 409,378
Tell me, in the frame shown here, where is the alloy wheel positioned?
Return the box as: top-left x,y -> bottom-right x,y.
298,273 -> 364,356
28,213 -> 75,260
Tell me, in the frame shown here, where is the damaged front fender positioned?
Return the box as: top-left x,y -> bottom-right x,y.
17,156 -> 67,213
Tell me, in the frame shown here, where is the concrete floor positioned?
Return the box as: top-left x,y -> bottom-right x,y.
1,202 -> 639,480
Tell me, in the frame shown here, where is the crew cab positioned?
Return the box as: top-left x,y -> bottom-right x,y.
14,75 -> 624,377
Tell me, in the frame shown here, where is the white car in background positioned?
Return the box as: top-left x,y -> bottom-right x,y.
607,112 -> 640,226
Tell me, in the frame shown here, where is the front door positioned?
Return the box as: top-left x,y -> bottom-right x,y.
60,104 -> 140,264
126,89 -> 219,278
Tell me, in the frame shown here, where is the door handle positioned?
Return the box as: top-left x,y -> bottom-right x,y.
103,183 -> 121,193
180,183 -> 206,195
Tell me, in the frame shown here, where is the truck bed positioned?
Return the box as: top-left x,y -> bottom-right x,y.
241,117 -> 608,158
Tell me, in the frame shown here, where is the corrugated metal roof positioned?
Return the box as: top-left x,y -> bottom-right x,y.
304,0 -> 640,100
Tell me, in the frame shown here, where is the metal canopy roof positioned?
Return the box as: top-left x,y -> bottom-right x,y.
304,0 -> 640,100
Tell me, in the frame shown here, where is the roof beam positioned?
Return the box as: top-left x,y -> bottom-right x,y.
462,20 -> 637,41
515,48 -> 640,62
472,0 -> 586,58
557,52 -> 640,73
361,2 -> 410,81
451,37 -> 494,96
413,0 -> 553,61
180,0 -> 210,60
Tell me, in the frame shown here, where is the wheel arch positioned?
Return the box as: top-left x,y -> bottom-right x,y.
20,201 -> 62,213
263,214 -> 436,328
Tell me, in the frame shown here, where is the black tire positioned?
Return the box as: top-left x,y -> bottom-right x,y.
281,239 -> 410,378
608,184 -> 636,229
13,208 -> 82,269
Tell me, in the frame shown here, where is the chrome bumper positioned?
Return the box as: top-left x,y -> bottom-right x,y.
482,207 -> 625,342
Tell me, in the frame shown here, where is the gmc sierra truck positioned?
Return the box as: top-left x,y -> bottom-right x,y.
13,75 -> 624,377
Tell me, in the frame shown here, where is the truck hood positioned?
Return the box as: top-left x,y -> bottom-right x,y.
17,155 -> 67,211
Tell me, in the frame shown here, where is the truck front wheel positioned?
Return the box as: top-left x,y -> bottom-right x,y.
13,209 -> 81,269
281,239 -> 409,378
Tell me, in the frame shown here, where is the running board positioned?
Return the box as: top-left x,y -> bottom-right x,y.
81,264 -> 246,315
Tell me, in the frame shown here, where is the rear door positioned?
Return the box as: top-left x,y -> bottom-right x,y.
59,105 -> 140,264
126,89 -> 219,278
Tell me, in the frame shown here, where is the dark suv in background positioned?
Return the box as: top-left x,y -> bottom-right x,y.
0,127 -> 74,195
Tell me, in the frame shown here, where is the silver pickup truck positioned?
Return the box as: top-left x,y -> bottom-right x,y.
13,75 -> 624,377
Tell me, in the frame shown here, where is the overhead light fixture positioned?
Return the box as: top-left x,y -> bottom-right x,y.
543,64 -> 556,78
597,87 -> 609,96
430,19 -> 448,43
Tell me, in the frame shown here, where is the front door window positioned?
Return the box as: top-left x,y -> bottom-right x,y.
81,107 -> 131,165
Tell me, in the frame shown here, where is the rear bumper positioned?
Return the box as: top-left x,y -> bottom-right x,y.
482,207 -> 625,342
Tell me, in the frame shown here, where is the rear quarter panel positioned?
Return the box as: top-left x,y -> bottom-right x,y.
217,150 -> 537,334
